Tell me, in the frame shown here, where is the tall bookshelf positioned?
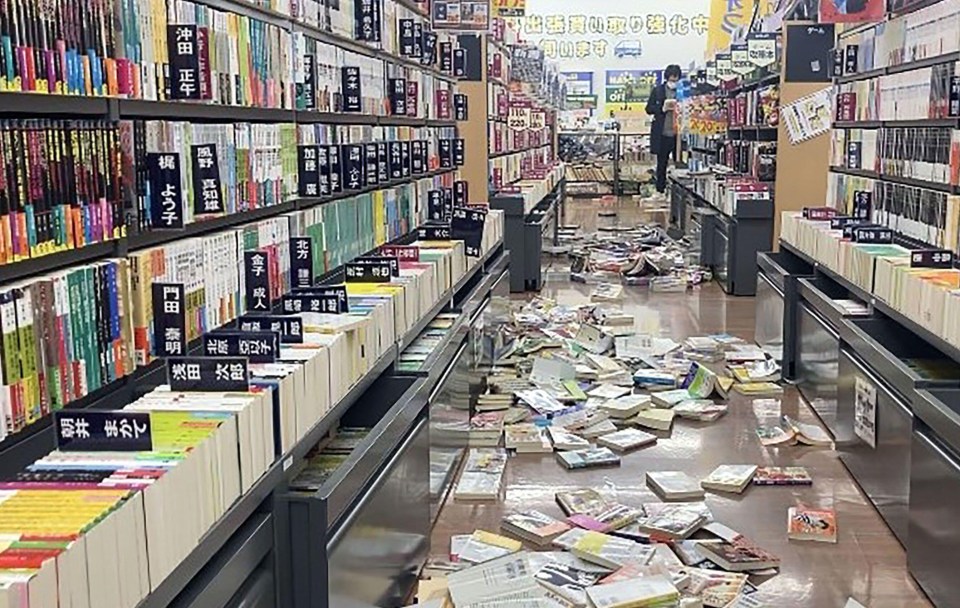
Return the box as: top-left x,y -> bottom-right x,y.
0,0 -> 510,606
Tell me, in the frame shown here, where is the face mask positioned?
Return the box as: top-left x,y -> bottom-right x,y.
666,81 -> 678,89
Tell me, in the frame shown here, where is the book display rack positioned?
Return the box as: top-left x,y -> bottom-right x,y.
0,0 -> 518,606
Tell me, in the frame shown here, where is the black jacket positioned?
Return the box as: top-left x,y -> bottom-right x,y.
645,83 -> 671,154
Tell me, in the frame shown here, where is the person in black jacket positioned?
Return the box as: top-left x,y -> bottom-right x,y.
646,64 -> 682,199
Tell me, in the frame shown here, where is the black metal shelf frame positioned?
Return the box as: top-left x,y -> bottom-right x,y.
829,166 -> 957,193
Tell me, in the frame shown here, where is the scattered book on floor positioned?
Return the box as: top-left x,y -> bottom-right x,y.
753,466 -> 812,486
633,369 -> 679,389
686,568 -> 749,608
567,504 -> 643,533
646,471 -> 705,501
445,553 -> 539,606
533,561 -> 603,607
590,283 -> 624,302
556,488 -> 609,516
548,426 -> 592,451
599,394 -> 651,418
457,530 -> 523,564
733,382 -> 784,397
571,531 -> 656,569
630,408 -> 676,431
673,399 -> 728,422
682,362 -> 718,398
730,359 -> 781,383
587,383 -> 632,400
714,376 -> 736,400
552,527 -> 590,551
469,411 -> 506,446
672,539 -> 723,566
505,424 -> 553,453
781,415 -> 833,447
651,388 -> 694,408
502,510 -> 572,546
635,504 -> 707,540
755,425 -> 798,447
596,428 -> 658,452
584,575 -> 680,608
556,447 -> 622,470
701,465 -> 758,494
581,419 -> 619,439
695,537 -> 781,572
787,506 -> 837,543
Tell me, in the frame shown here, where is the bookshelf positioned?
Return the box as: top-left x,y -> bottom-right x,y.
0,0 -> 511,606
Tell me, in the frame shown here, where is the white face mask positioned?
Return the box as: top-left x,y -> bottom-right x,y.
666,81 -> 678,89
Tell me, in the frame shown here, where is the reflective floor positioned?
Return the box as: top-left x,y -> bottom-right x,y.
429,198 -> 932,607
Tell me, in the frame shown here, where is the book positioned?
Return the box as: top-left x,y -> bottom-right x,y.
571,531 -> 656,569
533,562 -> 602,606
446,553 -> 540,606
782,415 -> 833,446
701,465 -> 758,494
599,394 -> 650,418
584,576 -> 679,608
505,424 -> 553,453
587,383 -> 631,400
454,449 -> 507,501
650,388 -> 693,408
673,400 -> 728,422
580,419 -> 619,439
753,466 -> 813,486
729,360 -> 780,383
681,363 -> 718,398
695,538 -> 781,572
502,511 -> 572,546
787,507 -> 837,543
458,530 -> 523,564
555,488 -> 609,516
596,428 -> 658,452
686,568 -> 748,607
630,409 -> 676,431
646,471 -> 705,501
567,504 -> 643,533
632,369 -> 679,389
556,448 -> 621,470
469,411 -> 506,446
755,425 -> 797,447
590,283 -> 624,302
547,427 -> 591,451
733,382 -> 784,397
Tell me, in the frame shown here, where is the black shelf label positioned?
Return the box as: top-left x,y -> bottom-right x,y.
418,223 -> 452,240
365,143 -> 380,186
413,23 -> 424,58
401,141 -> 412,177
439,139 -> 453,168
168,25 -> 201,100
152,283 -> 187,357
376,142 -> 389,183
853,190 -> 872,220
454,138 -> 465,166
297,145 -> 321,198
341,67 -> 363,112
842,221 -> 875,239
911,249 -> 954,268
291,285 -> 349,312
191,144 -> 224,215
442,187 -> 454,219
452,206 -> 487,257
844,44 -> 859,75
318,145 -> 331,195
239,315 -> 304,343
167,357 -> 250,392
853,226 -> 893,244
380,245 -> 420,261
147,152 -> 185,230
301,54 -> 317,109
203,331 -> 279,364
802,207 -> 837,220
828,216 -> 855,229
454,180 -> 469,206
440,42 -> 453,73
846,141 -> 861,169
428,190 -> 445,222
832,48 -> 845,78
328,145 -> 343,193
951,76 -> 960,117
344,144 -> 365,190
422,32 -> 438,65
281,293 -> 344,314
453,48 -> 467,78
389,78 -> 407,115
291,237 -> 314,288
345,261 -> 392,282
389,142 -> 404,179
400,19 -> 416,56
454,93 -> 468,120
355,256 -> 400,277
354,0 -> 381,42
411,141 -> 424,174
244,251 -> 273,313
55,411 -> 152,452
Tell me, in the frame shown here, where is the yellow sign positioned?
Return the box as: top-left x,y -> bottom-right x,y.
494,0 -> 526,17
705,0 -> 776,56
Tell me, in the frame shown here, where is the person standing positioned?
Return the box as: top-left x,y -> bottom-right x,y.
646,64 -> 682,199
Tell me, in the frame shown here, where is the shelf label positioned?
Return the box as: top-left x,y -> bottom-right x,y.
355,256 -> 400,277
439,139 -> 453,168
389,142 -> 404,179
440,42 -> 453,73
203,331 -> 279,364
281,293 -> 343,314
344,144 -> 365,190
845,141 -> 861,169
345,260 -> 393,282
290,237 -> 314,289
419,223 -> 452,240
747,32 -> 777,68
167,357 -> 250,392
168,25 -> 201,100
454,181 -> 469,206
354,0 -> 381,42
853,190 -> 872,219
376,143 -> 389,182
911,249 -> 953,269
152,283 -> 187,357
380,245 -> 420,262
731,43 -> 752,75
852,226 -> 893,244
428,189 -> 447,221
802,207 -> 837,220
400,19 -> 417,56
406,81 -> 419,117
437,89 -> 452,119
452,206 -> 487,257
239,315 -> 304,343
951,76 -> 960,117
55,411 -> 152,452
297,145 -> 321,198
389,78 -> 407,115
191,144 -> 224,215
844,44 -> 859,75
411,141 -> 424,174
147,152 -> 185,230
453,48 -> 467,78
454,138 -> 465,166
328,145 -> 342,193
301,54 -> 317,109
842,221 -> 873,239
365,143 -> 379,187
705,61 -> 719,87
317,145 -> 331,195
454,93 -> 468,120
413,23 -> 424,58
244,251 -> 273,313
422,32 -> 438,66
832,48 -> 845,78
288,285 -> 349,313
716,53 -> 734,82
341,66 -> 362,112
401,141 -> 412,177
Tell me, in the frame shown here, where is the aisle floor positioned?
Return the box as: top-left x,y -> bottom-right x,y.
429,198 -> 932,607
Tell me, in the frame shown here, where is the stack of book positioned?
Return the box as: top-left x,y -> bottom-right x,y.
454,449 -> 507,500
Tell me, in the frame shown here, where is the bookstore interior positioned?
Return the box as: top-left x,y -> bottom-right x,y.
3,0 -> 960,606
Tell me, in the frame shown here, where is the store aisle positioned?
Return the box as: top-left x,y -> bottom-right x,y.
429,199 -> 931,607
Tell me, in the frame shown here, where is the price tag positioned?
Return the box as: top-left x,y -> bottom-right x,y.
55,411 -> 152,452
191,144 -> 224,215
290,237 -> 314,289
345,261 -> 393,282
244,251 -> 273,313
152,283 -> 187,357
203,331 -> 279,363
239,315 -> 305,343
911,249 -> 953,268
167,357 -> 250,392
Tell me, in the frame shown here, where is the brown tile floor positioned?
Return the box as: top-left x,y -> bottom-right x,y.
429,199 -> 932,607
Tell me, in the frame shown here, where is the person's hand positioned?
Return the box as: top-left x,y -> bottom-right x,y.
664,99 -> 677,110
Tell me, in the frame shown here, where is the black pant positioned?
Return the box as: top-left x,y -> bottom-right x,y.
655,135 -> 677,193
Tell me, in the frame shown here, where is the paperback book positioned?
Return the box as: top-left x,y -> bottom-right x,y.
556,447 -> 621,470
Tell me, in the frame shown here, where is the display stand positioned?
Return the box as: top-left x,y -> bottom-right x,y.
490,180 -> 565,292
